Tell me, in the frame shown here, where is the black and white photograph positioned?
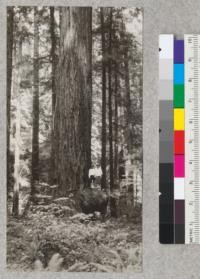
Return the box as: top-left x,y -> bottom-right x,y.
6,6 -> 143,272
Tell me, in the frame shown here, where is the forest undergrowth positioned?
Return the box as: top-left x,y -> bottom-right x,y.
7,197 -> 142,272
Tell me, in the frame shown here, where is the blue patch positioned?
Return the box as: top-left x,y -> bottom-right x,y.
174,64 -> 184,84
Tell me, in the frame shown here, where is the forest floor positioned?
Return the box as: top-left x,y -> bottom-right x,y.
7,197 -> 142,272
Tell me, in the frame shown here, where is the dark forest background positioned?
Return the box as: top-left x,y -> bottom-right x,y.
7,7 -> 143,272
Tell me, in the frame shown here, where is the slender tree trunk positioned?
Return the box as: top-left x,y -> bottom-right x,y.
124,48 -> 134,201
124,50 -> 132,152
31,7 -> 40,195
121,18 -> 132,153
50,7 -> 56,114
12,22 -> 22,218
100,8 -> 107,190
54,7 -> 92,195
87,8 -> 92,171
7,7 -> 14,193
113,65 -> 119,186
108,8 -> 114,192
49,7 -> 56,185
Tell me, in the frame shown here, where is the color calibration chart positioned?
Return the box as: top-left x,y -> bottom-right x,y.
159,34 -> 200,244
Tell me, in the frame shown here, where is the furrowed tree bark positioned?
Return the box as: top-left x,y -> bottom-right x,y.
100,8 -> 107,190
31,7 -> 40,196
12,19 -> 22,218
49,6 -> 56,185
7,7 -> 14,193
108,8 -> 114,192
54,7 -> 92,195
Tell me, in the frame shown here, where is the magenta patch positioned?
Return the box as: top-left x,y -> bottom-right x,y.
174,155 -> 184,177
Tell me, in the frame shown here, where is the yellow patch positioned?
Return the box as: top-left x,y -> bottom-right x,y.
174,108 -> 184,130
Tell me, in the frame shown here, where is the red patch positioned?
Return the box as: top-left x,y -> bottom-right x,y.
174,131 -> 184,154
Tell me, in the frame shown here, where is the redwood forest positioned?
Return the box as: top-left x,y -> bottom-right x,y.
7,6 -> 143,272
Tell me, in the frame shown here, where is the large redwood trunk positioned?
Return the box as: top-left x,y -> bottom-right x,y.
54,7 -> 92,195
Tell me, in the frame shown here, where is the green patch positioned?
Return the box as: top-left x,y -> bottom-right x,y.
174,85 -> 184,108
